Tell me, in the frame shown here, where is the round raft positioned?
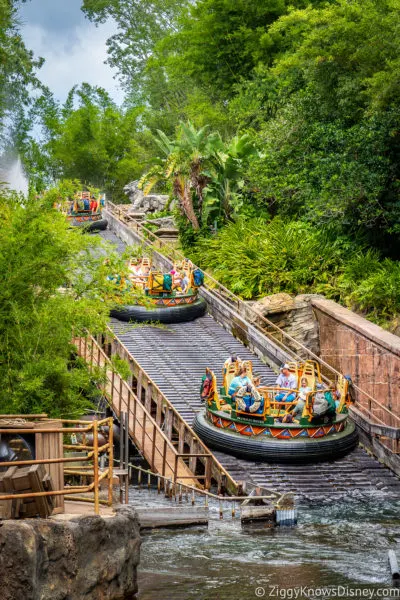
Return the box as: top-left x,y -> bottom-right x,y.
67,213 -> 108,231
193,411 -> 358,463
194,359 -> 358,464
110,257 -> 206,324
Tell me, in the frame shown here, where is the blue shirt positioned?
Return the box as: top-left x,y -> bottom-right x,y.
228,375 -> 252,397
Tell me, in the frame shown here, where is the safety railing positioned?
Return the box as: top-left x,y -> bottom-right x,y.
75,333 -> 238,492
106,202 -> 400,437
126,462 -> 293,520
0,417 -> 114,516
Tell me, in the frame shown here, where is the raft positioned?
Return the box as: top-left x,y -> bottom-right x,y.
193,411 -> 357,463
66,212 -> 108,231
194,359 -> 358,464
110,258 -> 206,324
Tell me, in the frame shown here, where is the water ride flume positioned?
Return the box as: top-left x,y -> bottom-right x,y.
110,254 -> 207,323
58,190 -> 108,231
194,358 -> 358,462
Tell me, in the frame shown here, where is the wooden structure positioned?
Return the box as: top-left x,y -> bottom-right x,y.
0,417 -> 114,517
75,334 -> 236,493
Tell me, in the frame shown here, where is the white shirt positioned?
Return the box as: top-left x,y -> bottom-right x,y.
275,373 -> 297,390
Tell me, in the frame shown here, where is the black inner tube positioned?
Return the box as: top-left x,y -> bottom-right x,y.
111,296 -> 207,324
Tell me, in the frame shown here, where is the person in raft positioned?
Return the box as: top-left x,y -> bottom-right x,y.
275,364 -> 297,403
90,196 -> 98,213
228,365 -> 252,399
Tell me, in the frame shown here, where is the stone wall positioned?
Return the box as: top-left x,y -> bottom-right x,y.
250,293 -> 322,356
0,506 -> 141,600
311,298 -> 400,419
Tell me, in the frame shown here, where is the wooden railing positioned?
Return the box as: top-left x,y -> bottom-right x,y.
106,202 -> 400,438
0,417 -> 114,515
75,333 -> 238,493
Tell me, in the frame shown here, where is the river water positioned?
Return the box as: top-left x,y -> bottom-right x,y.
136,491 -> 400,600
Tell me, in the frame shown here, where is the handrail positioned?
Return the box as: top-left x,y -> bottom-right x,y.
106,202 -> 400,430
104,326 -> 238,492
76,336 -> 180,481
76,333 -> 238,491
127,461 -> 292,507
0,417 -> 114,515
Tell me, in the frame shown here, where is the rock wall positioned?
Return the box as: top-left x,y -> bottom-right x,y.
0,506 -> 141,600
249,293 -> 322,356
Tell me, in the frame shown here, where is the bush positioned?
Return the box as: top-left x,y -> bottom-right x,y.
190,216 -> 400,329
191,217 -> 353,298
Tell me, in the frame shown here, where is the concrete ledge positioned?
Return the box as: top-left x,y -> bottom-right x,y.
311,298 -> 400,357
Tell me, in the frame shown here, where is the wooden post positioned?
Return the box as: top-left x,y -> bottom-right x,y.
111,370 -> 115,409
156,393 -> 162,426
132,395 -> 137,441
93,421 -> 99,515
124,412 -> 129,505
108,417 -> 114,507
165,407 -> 173,440
162,439 -> 167,477
189,437 -> 197,474
178,422 -> 185,454
119,377 -> 123,415
34,420 -> 64,514
141,412 -> 147,453
145,383 -> 152,413
137,371 -> 143,402
151,424 -> 157,470
205,456 -> 212,491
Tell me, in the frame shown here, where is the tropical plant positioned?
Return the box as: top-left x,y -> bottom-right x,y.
140,122 -> 257,232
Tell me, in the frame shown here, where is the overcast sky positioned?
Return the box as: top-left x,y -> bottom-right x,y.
18,0 -> 125,105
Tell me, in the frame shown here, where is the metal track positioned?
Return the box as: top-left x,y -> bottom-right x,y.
102,229 -> 400,499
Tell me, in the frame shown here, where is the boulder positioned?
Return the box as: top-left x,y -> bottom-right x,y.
252,293 -> 295,316
247,293 -> 323,356
0,506 -> 141,600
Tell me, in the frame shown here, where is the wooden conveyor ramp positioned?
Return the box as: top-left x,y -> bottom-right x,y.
76,336 -> 204,488
99,226 -> 400,499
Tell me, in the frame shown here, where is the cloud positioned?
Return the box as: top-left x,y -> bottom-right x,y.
19,0 -> 86,35
19,8 -> 124,105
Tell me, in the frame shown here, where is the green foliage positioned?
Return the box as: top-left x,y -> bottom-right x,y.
190,217 -> 400,328
0,0 -> 42,148
0,184 -> 141,416
140,121 -> 258,234
24,84 -> 154,201
191,217 -> 352,298
82,0 -> 188,93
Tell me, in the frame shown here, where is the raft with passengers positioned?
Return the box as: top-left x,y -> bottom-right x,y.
194,358 -> 358,462
58,191 -> 108,231
110,256 -> 207,323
